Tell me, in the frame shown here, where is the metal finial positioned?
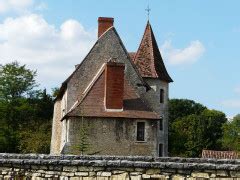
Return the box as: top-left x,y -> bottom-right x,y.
145,3 -> 151,20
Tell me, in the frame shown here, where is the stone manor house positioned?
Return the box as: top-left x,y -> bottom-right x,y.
50,17 -> 173,156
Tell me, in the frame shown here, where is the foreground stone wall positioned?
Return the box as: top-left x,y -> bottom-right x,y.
0,154 -> 239,180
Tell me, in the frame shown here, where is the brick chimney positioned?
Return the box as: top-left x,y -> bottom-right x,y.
105,62 -> 125,111
98,17 -> 114,38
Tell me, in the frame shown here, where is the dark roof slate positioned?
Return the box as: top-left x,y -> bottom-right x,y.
133,21 -> 173,82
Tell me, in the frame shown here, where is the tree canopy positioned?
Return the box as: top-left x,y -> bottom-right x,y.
0,62 -> 53,153
221,114 -> 240,151
169,99 -> 228,157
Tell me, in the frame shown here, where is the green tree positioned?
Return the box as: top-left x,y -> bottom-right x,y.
0,62 -> 38,152
221,114 -> 240,151
0,61 -> 37,101
0,62 -> 53,153
169,99 -> 227,157
170,109 -> 227,157
18,90 -> 53,153
169,99 -> 207,156
169,99 -> 207,124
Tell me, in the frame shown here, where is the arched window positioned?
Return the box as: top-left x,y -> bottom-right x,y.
160,89 -> 164,103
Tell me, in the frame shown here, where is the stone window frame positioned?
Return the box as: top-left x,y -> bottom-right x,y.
136,121 -> 147,142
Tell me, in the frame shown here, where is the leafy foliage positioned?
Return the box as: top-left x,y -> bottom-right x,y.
0,61 -> 37,100
169,99 -> 227,157
0,62 -> 53,153
221,114 -> 240,151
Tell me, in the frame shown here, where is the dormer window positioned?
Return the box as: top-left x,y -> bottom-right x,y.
160,89 -> 164,103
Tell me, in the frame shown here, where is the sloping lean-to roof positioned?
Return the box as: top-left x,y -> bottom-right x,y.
65,65 -> 159,120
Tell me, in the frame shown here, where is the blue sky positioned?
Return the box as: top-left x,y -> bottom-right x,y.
0,0 -> 240,118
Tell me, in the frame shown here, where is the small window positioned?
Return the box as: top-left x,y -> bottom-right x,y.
137,122 -> 145,141
159,144 -> 163,157
159,118 -> 163,131
160,89 -> 164,103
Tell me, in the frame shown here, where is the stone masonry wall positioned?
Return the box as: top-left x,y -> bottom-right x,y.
0,154 -> 239,180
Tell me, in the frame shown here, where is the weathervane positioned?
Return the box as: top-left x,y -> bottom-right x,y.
145,1 -> 151,20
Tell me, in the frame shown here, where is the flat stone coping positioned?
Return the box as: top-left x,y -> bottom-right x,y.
0,153 -> 239,171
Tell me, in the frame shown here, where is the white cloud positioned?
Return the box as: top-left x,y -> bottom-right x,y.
161,40 -> 205,65
221,100 -> 240,108
0,14 -> 96,89
0,0 -> 33,13
234,86 -> 240,94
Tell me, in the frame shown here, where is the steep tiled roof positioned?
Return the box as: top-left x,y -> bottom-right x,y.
56,27 -> 150,101
65,66 -> 159,120
133,21 -> 173,82
202,150 -> 238,159
128,52 -> 136,61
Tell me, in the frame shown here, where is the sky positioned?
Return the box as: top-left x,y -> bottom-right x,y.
0,0 -> 240,118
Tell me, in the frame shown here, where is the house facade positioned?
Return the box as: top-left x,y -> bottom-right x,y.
50,17 -> 173,156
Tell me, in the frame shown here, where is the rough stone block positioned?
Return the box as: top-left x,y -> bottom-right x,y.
61,172 -> 75,177
0,168 -> 12,172
32,172 -> 42,177
95,177 -> 108,180
172,175 -> 185,180
45,174 -> 54,178
151,174 -> 168,179
63,166 -> 78,172
130,175 -> 141,180
146,168 -> 161,175
93,167 -> 105,172
134,168 -> 145,172
70,177 -> 81,180
191,172 -> 209,178
82,177 -> 96,180
97,172 -> 111,177
75,172 -> 89,177
230,171 -> 240,177
111,173 -> 129,180
142,174 -> 150,179
45,171 -> 60,175
49,165 -> 62,171
78,166 -> 89,172
111,170 -> 126,175
130,172 -> 142,176
216,170 -> 228,177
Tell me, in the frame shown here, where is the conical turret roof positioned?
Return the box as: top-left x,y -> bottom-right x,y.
133,21 -> 173,82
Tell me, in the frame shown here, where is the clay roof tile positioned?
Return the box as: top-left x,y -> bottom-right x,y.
133,21 -> 173,82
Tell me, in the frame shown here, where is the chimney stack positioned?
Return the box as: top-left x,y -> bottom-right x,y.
98,17 -> 114,38
105,62 -> 124,111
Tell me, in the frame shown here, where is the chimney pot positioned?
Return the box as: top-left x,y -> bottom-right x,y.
98,17 -> 114,38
